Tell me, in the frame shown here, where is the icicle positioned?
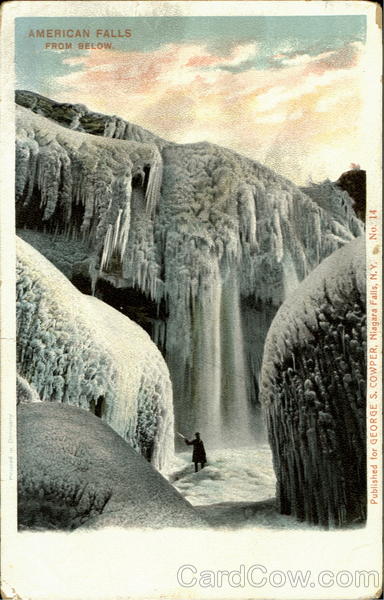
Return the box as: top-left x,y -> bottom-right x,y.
112,209 -> 123,252
118,205 -> 131,261
100,224 -> 113,272
114,119 -> 126,139
145,152 -> 163,216
273,208 -> 284,263
103,117 -> 117,138
238,183 -> 257,247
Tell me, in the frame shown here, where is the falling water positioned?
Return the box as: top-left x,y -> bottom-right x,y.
169,262 -> 255,447
190,259 -> 223,445
219,270 -> 255,445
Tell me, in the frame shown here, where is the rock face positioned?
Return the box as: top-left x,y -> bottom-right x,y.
15,90 -> 364,445
336,168 -> 366,222
302,170 -> 366,225
16,237 -> 173,470
18,403 -> 204,530
260,237 -> 366,527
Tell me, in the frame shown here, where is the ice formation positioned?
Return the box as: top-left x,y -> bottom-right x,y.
16,237 -> 173,470
18,403 -> 205,530
260,237 -> 366,527
16,89 -> 167,148
15,93 -> 364,445
16,374 -> 41,404
301,178 -> 363,231
16,105 -> 162,248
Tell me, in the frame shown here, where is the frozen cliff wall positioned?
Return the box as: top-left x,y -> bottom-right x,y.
16,237 -> 174,470
16,104 -> 163,285
157,143 -> 363,443
15,94 -> 364,446
260,237 -> 366,527
18,403 -> 205,530
301,177 -> 365,227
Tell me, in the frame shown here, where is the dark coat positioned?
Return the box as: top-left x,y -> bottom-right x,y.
186,438 -> 206,463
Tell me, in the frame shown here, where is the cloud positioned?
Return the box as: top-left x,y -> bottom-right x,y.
185,42 -> 258,69
53,40 -> 365,185
255,68 -> 353,113
271,41 -> 362,71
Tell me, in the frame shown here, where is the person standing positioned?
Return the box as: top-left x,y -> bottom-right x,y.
185,432 -> 207,472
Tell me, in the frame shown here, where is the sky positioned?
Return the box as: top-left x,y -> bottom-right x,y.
15,16 -> 367,185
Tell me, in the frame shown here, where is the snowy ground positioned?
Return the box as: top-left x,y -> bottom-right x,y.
166,445 -> 276,506
5,445 -> 374,600
164,444 -> 315,530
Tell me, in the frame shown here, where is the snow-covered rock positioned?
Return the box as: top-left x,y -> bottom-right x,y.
18,403 -> 204,530
301,178 -> 362,229
16,237 -> 173,470
16,89 -> 168,148
17,374 -> 41,404
260,237 -> 366,527
15,93 -> 364,445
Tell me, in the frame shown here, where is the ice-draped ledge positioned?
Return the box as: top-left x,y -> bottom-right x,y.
16,105 -> 163,291
16,237 -> 174,470
16,98 -> 364,445
16,88 -> 168,148
260,237 -> 366,527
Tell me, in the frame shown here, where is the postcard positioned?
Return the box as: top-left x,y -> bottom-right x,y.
0,2 -> 382,599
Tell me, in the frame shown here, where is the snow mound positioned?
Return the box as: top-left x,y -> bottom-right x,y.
167,445 -> 276,506
18,403 -> 204,530
260,237 -> 366,527
16,237 -> 173,469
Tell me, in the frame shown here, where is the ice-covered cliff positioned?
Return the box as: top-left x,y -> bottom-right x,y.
16,104 -> 162,282
15,92 -> 364,445
16,237 -> 173,470
16,89 -> 168,148
260,237 -> 366,527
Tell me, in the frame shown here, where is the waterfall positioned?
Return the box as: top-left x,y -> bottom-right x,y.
190,258 -> 223,445
220,270 -> 254,445
16,99 -> 365,453
169,262 -> 255,447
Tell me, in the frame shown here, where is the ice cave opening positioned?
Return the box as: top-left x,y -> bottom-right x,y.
93,279 -> 168,341
90,395 -> 105,419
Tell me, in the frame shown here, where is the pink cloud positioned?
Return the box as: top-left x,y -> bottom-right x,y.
186,54 -> 221,67
54,40 -> 365,185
